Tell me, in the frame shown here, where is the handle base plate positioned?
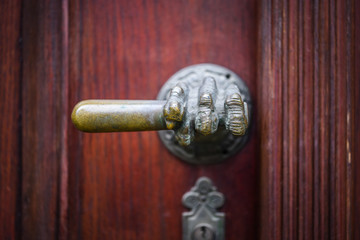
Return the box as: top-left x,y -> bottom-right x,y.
157,64 -> 252,164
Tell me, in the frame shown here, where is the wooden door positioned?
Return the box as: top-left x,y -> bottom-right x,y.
67,0 -> 258,239
0,0 -> 359,240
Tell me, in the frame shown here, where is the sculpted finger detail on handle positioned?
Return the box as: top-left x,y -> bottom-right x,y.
175,117 -> 194,146
163,83 -> 188,129
195,77 -> 219,135
224,84 -> 248,136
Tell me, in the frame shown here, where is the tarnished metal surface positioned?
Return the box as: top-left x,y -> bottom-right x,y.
182,177 -> 225,240
158,64 -> 251,164
71,100 -> 167,132
71,64 -> 251,164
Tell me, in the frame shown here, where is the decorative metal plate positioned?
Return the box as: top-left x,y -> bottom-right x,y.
182,177 -> 225,240
157,63 -> 252,164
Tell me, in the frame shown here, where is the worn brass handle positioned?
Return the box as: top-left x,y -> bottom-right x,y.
72,100 -> 167,132
71,79 -> 248,140
71,64 -> 252,164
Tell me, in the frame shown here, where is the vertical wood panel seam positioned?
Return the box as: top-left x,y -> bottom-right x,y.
281,0 -> 287,238
16,0 -> 24,239
276,0 -> 283,239
330,0 -> 336,238
313,0 -> 320,237
345,0 -> 354,238
59,0 -> 69,239
298,0 -> 303,237
21,1 -> 69,238
297,0 -> 304,238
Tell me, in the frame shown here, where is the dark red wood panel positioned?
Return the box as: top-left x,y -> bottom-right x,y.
2,0 -> 359,239
354,0 -> 360,238
258,0 -> 359,239
21,0 -> 69,239
68,0 -> 258,239
0,1 -> 22,239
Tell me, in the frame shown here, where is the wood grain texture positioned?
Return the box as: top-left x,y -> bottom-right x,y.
68,0 -> 258,239
258,0 -> 358,239
0,1 -> 22,239
21,0 -> 69,239
2,0 -> 358,239
354,0 -> 360,239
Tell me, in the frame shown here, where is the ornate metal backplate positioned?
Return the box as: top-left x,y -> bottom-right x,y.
157,63 -> 252,164
182,177 -> 225,240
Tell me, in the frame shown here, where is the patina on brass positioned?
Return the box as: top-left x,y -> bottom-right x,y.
71,100 -> 167,132
71,64 -> 252,164
157,64 -> 251,164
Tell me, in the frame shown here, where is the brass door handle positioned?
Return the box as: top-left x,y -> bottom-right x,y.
71,64 -> 252,164
72,100 -> 167,132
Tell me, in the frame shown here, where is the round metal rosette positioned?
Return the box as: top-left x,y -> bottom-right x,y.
157,63 -> 252,164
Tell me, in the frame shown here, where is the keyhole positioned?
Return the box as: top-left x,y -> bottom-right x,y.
192,225 -> 215,240
201,226 -> 206,238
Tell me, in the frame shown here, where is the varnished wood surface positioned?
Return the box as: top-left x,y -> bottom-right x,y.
258,0 -> 359,239
1,0 -> 359,239
0,1 -> 22,239
354,1 -> 360,239
21,0 -> 69,239
68,0 -> 258,239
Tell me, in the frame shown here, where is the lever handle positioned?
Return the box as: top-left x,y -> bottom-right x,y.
71,64 -> 252,164
71,100 -> 167,132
